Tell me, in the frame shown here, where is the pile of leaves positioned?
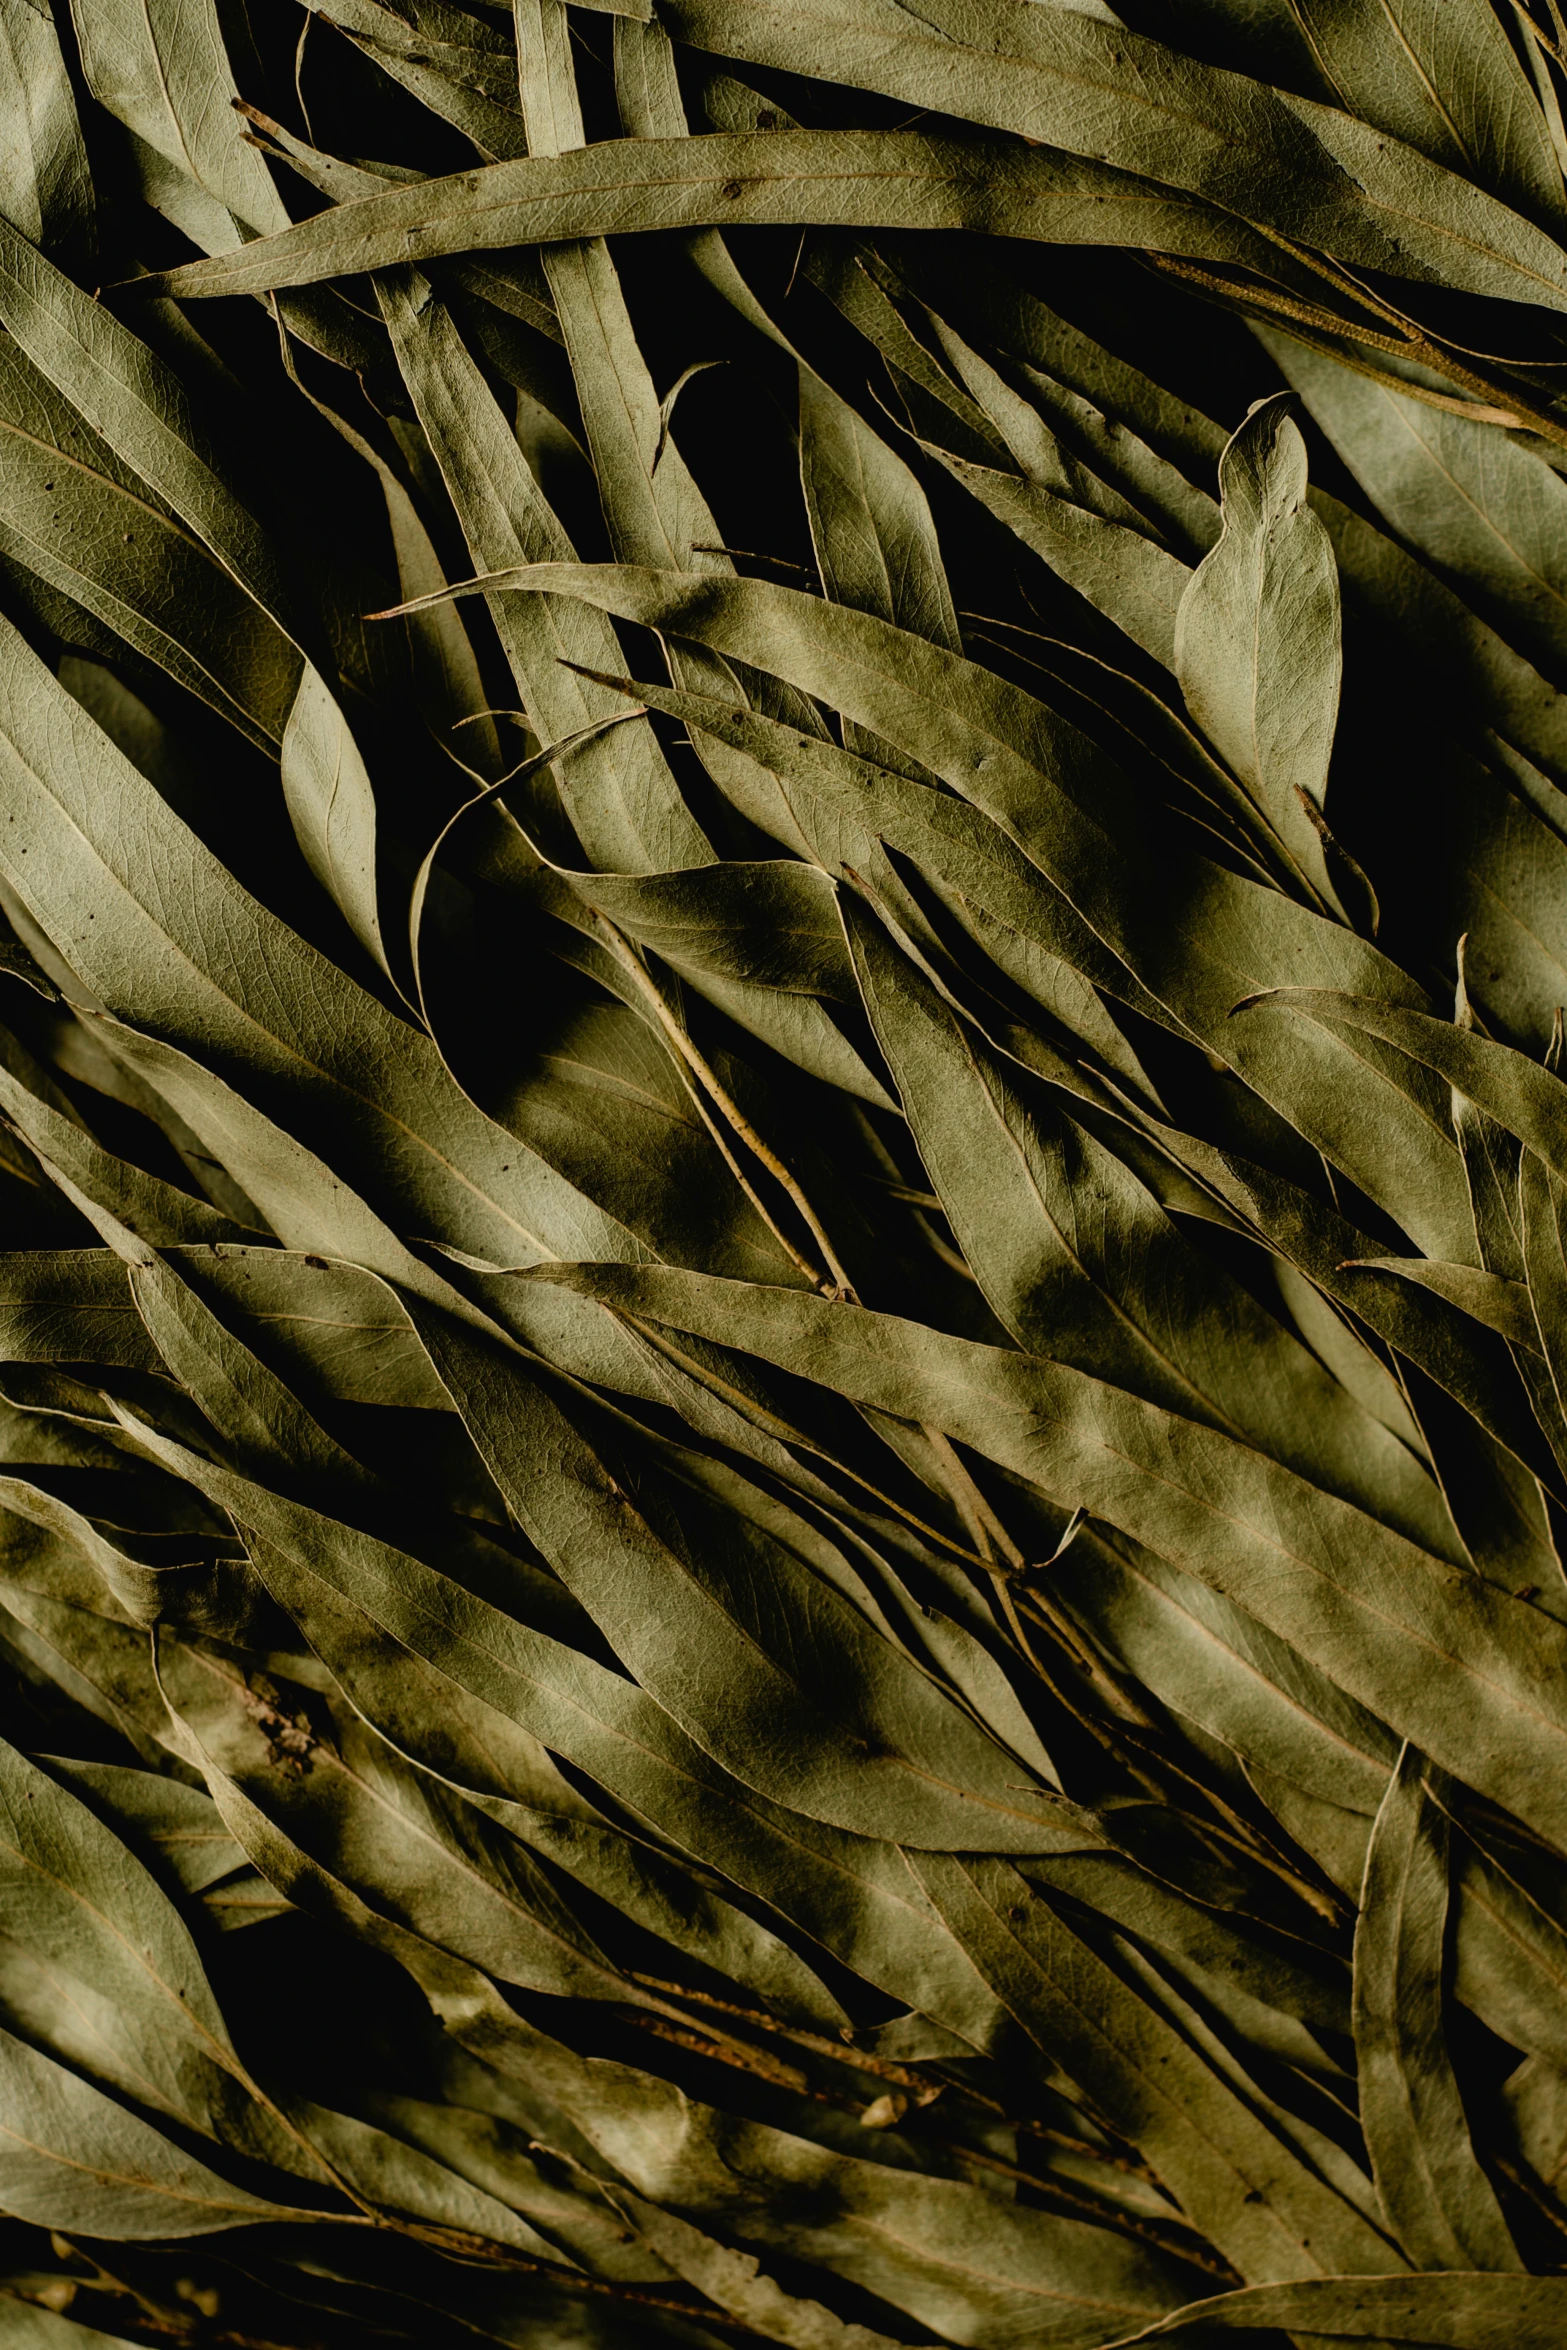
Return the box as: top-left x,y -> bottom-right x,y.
9,0 -> 1567,2342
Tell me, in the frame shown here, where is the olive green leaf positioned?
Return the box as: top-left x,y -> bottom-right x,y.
0,1060 -> 258,1247
1049,1524 -> 1399,1818
1268,327 -> 1567,683
301,0 -> 529,161
529,1260 -> 1567,1850
909,308 -> 1193,665
1096,2273 -> 1567,2345
582,2170 -> 940,2350
403,569 -> 1475,1254
931,438 -> 1192,670
1287,0 -> 1566,223
277,668 -> 386,977
0,331 -> 298,754
657,0 -> 1567,307
101,1399 -> 1012,2038
272,2095 -> 562,2258
408,1305 -> 1100,1854
251,1538 -> 852,2031
40,1758 -> 248,1898
0,612 -> 649,1274
1319,487 -> 1567,784
135,91 -> 1567,314
0,1731 -> 262,2138
906,1850 -> 1400,2281
154,1636 -> 651,2009
0,219 -> 389,966
455,2035 -> 1201,2341
842,894 -> 1451,1546
1340,1256 -> 1540,1350
1353,1744 -> 1521,2268
0,0 -> 93,266
1518,1147 -> 1567,1486
134,129 -> 1243,297
1173,393 -> 1343,904
0,2024 -> 306,2236
379,267 -> 709,874
66,0 -> 289,236
1453,1821 -> 1567,2071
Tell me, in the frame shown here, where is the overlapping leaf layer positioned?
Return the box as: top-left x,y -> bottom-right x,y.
3,1 -> 1567,2343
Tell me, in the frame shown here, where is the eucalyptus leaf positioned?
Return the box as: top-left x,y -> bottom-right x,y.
1173,393 -> 1342,901
0,2023 -> 306,2237
529,1260 -> 1567,1850
6,8 -> 1567,2329
67,0 -> 289,235
1352,1744 -> 1521,2268
0,0 -> 93,267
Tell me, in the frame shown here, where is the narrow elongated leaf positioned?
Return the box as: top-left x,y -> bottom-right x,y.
844,896 -> 1450,1546
379,267 -> 709,873
1288,0 -> 1565,223
0,217 -> 391,953
409,571 -> 1476,1255
912,306 -> 1195,663
1353,1744 -> 1520,2267
907,1850 -> 1399,2281
1343,1256 -> 1539,1349
799,364 -> 961,709
532,1260 -> 1567,1850
1319,486 -> 1567,784
407,1304 -> 1099,1853
1050,1525 -> 1399,1815
278,2095 -> 559,2255
0,2023 -> 301,2236
1269,328 -> 1567,684
587,2174 -> 925,2350
1174,394 -> 1342,897
656,0 -> 1567,307
569,669 -> 1494,1282
137,129 -> 1285,298
0,1060 -> 258,1246
0,1729 -> 265,2138
1518,1148 -> 1567,1485
1097,2274 -> 1567,2344
136,82 -> 1567,317
0,0 -> 93,265
1454,1825 -> 1567,2070
0,612 -> 660,1272
67,0 -> 289,234
0,332 -> 298,753
102,1405 -> 1014,2039
542,851 -> 893,1105
156,1638 -> 648,2008
437,2031 -> 1201,2341
42,1758 -> 248,1897
932,441 -> 1192,667
255,1540 -> 852,2029
129,1254 -> 380,1501
279,668 -> 387,973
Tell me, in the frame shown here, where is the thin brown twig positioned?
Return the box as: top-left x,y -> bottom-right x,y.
593,911 -> 855,1297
